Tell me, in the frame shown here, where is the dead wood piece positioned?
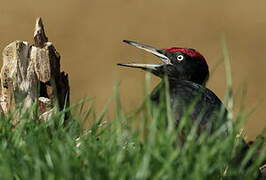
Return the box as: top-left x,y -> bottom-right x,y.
31,46 -> 51,83
34,17 -> 48,48
0,17 -> 70,123
1,41 -> 38,113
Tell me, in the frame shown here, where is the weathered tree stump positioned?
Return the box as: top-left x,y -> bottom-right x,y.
0,17 -> 70,123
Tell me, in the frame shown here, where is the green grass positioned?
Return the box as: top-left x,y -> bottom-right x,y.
0,83 -> 265,180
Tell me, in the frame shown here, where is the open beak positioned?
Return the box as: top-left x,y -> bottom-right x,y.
117,40 -> 171,72
117,63 -> 161,71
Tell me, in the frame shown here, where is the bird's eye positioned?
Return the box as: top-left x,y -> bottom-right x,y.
176,55 -> 184,61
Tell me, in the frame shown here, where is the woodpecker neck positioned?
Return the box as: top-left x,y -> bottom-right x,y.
150,78 -> 206,105
150,79 -> 187,103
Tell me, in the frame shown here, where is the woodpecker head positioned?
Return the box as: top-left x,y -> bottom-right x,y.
118,40 -> 209,85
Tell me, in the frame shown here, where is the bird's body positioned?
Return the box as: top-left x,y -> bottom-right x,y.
150,80 -> 227,133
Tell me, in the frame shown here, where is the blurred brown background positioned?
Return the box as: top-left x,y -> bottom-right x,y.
0,0 -> 265,139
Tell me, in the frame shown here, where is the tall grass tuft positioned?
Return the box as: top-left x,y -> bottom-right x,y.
0,82 -> 264,179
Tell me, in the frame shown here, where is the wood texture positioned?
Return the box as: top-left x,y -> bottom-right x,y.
0,18 -> 70,122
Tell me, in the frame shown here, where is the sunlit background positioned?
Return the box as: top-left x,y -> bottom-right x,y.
0,0 -> 266,139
